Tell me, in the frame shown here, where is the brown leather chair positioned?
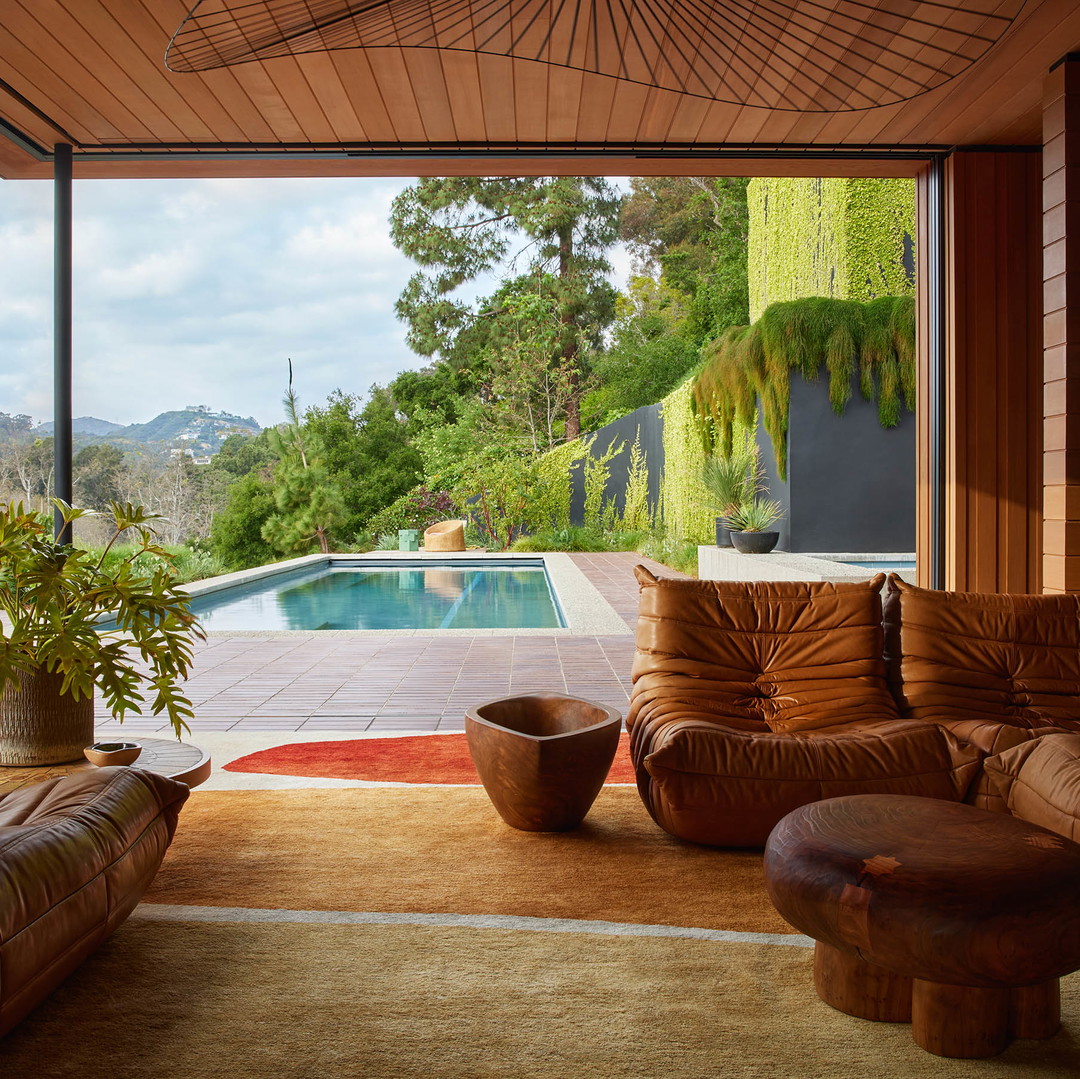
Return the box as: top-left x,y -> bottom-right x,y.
629,568 -> 981,847
883,574 -> 1079,807
0,766 -> 189,1036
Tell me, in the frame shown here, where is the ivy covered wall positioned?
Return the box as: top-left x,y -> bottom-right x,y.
747,178 -> 916,320
659,378 -> 715,544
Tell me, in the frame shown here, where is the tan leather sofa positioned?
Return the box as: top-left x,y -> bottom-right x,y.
629,567 -> 981,846
883,574 -> 1080,808
984,733 -> 1080,841
0,766 -> 189,1036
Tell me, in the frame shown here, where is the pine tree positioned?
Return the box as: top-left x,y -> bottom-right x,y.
261,363 -> 345,555
389,177 -> 622,440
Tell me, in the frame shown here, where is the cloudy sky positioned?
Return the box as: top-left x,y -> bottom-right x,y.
0,176 -> 632,431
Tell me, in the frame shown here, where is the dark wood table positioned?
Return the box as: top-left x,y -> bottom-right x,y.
764,793 -> 1080,1059
0,736 -> 212,795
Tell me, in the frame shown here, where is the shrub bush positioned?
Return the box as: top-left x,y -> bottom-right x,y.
366,486 -> 457,535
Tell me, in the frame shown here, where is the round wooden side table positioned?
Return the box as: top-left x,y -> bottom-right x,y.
764,793 -> 1080,1058
0,736 -> 211,795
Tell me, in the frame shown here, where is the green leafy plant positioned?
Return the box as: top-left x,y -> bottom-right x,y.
0,500 -> 206,736
693,295 -> 916,479
726,497 -> 784,533
700,430 -> 763,520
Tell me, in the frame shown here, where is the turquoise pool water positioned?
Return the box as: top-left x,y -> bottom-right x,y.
842,559 -> 916,577
187,559 -> 566,631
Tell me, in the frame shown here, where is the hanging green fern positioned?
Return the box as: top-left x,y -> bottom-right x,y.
693,295 -> 915,479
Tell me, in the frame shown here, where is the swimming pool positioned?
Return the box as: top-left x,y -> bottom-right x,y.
186,558 -> 567,632
841,559 -> 917,575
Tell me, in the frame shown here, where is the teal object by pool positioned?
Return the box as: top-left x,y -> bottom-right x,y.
188,559 -> 566,631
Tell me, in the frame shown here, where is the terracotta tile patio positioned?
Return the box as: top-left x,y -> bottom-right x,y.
95,553 -> 686,735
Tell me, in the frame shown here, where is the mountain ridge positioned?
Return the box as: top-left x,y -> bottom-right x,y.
35,407 -> 262,457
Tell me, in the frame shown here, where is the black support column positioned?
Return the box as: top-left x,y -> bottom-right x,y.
53,142 -> 72,540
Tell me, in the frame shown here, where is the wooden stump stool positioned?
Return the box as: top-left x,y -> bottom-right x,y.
763,794 -> 1080,1058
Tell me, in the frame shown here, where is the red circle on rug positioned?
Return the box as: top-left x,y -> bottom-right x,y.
225,732 -> 637,785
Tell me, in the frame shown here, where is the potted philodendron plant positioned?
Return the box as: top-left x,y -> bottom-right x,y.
700,434 -> 764,547
727,496 -> 785,554
0,500 -> 205,766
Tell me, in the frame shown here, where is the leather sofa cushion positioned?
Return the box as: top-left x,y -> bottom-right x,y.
984,734 -> 1080,842
628,569 -> 982,846
633,713 -> 981,847
884,574 -> 1080,733
632,568 -> 899,732
0,767 -> 189,1037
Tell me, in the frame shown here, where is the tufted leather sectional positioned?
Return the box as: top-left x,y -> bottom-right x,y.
629,567 -> 1079,846
0,766 -> 189,1036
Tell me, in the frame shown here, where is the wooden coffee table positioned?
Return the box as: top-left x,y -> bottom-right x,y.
0,736 -> 211,795
764,794 -> 1080,1058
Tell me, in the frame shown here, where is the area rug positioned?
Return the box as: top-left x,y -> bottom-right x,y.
1,785 -> 1077,1078
223,732 -> 638,784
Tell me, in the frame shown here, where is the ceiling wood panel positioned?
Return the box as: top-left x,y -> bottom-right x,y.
475,53 -> 517,143
362,49 -> 428,142
512,43 -> 550,143
294,52 -> 366,141
0,54 -> 88,145
0,1 -> 1079,179
0,15 -> 130,142
226,62 -> 308,141
255,55 -> 338,143
574,72 -> 618,144
439,51 -> 486,142
66,0 -> 224,140
7,0 -> 175,140
322,50 -> 393,142
661,94 -> 711,144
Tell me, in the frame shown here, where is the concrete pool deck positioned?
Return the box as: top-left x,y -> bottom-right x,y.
94,552 -> 683,737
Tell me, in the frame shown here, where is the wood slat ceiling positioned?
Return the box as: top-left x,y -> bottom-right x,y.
1,0 -> 1079,180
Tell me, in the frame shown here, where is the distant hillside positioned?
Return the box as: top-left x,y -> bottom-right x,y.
37,416 -> 124,437
37,408 -> 261,458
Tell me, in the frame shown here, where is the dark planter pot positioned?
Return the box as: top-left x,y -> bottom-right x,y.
0,669 -> 94,766
730,530 -> 780,554
715,517 -> 733,547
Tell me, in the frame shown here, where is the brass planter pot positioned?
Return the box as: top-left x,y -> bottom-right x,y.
0,670 -> 95,766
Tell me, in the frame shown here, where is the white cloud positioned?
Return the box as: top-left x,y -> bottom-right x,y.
0,176 -> 633,430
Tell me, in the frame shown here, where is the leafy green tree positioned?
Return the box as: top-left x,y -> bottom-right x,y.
303,387 -> 423,534
210,472 -> 277,570
472,278 -> 587,453
585,276 -> 700,423
209,429 -> 276,477
621,177 -> 749,344
0,413 -> 33,438
73,443 -> 127,510
452,449 -> 542,550
388,362 -> 480,436
389,176 -> 622,439
261,372 -> 346,555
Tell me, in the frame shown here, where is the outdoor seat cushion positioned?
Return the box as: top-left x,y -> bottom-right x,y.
628,568 -> 981,846
984,733 -> 1080,842
0,766 -> 189,1037
883,574 -> 1080,808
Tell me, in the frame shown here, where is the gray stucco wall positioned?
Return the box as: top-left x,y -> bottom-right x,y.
570,403 -> 664,526
761,377 -> 915,552
570,382 -> 914,553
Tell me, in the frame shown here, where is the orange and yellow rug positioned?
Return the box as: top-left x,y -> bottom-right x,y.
1,735 -> 1077,1078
